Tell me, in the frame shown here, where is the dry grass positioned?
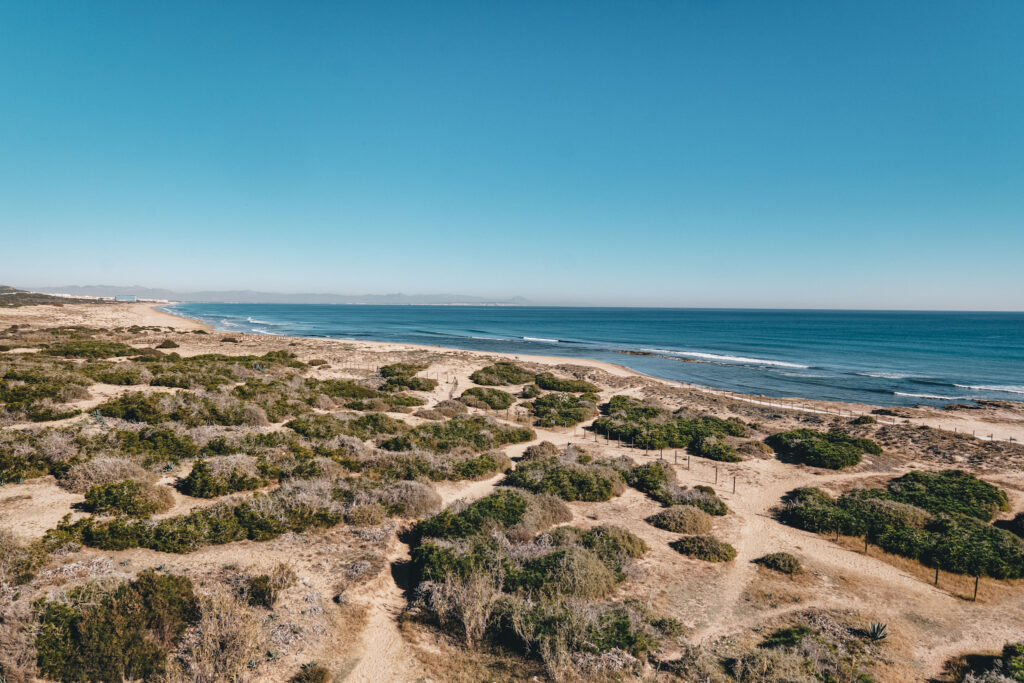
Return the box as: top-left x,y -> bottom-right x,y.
59,456 -> 153,493
166,587 -> 264,683
646,505 -> 713,534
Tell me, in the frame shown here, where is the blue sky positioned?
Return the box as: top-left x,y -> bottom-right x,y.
1,1 -> 1022,309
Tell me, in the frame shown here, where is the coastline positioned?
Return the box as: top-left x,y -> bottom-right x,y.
155,303 -> 1024,443
2,300 -> 1021,442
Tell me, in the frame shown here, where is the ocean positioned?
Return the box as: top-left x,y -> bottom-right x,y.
165,304 -> 1024,407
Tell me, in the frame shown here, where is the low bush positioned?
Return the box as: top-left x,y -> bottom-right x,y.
673,487 -> 729,516
45,340 -> 138,359
775,474 -> 1024,580
1004,642 -> 1024,681
244,567 -> 294,609
460,387 -> 514,410
529,392 -> 595,427
59,457 -> 151,493
646,505 -> 712,534
379,416 -> 534,453
520,383 -> 541,398
414,489 -> 531,540
34,571 -> 200,682
760,624 -> 812,648
376,480 -> 442,518
670,535 -> 737,562
521,441 -> 560,460
502,456 -> 625,501
156,339 -> 179,349
1008,512 -> 1024,539
469,362 -> 535,386
83,479 -> 174,517
534,373 -> 598,393
765,429 -> 881,469
593,395 -> 745,452
178,457 -> 266,498
379,363 -> 438,392
753,552 -> 803,575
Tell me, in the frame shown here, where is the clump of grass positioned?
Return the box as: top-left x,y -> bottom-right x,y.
765,428 -> 881,469
59,457 -> 152,493
290,662 -> 332,683
646,505 -> 713,534
469,362 -> 535,386
156,339 -> 179,349
670,535 -> 737,562
753,552 -> 803,575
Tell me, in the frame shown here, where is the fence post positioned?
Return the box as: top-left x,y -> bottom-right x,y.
714,467 -> 718,484
732,475 -> 736,494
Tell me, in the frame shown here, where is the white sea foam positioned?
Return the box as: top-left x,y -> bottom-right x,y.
641,348 -> 808,369
895,392 -> 972,400
523,337 -> 558,343
954,384 -> 1024,395
857,371 -> 919,379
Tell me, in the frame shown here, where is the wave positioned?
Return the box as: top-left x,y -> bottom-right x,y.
894,391 -> 973,400
641,348 -> 808,369
954,384 -> 1024,395
523,336 -> 558,343
856,371 -> 921,380
246,316 -> 285,326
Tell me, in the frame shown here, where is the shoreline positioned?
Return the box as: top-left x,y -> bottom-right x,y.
154,303 -> 1024,443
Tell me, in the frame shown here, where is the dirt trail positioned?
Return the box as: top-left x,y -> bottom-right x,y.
345,541 -> 425,682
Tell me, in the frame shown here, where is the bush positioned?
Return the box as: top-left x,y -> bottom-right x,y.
673,488 -> 729,516
1008,512 -> 1024,539
178,458 -> 266,498
469,362 -> 535,386
689,435 -> 742,462
34,571 -> 200,682
156,339 -> 179,349
521,441 -> 560,460
534,373 -> 598,393
460,387 -> 515,410
45,340 -> 138,359
83,479 -> 174,517
245,573 -> 286,609
502,457 -> 625,501
851,415 -> 877,425
377,480 -> 442,518
379,416 -> 534,453
593,396 -> 745,452
379,363 -> 438,392
880,469 -> 1009,522
529,392 -> 595,427
414,489 -> 531,540
760,624 -> 812,648
765,429 -> 881,469
1004,642 -> 1024,681
670,535 -> 737,562
646,506 -> 712,534
753,552 -> 803,575
59,457 -> 151,493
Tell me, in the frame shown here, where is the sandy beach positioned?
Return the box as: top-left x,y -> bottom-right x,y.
2,300 -> 1024,682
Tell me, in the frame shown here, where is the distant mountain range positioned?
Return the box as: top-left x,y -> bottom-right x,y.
34,285 -> 531,306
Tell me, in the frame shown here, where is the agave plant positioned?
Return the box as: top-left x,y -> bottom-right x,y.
867,622 -> 889,641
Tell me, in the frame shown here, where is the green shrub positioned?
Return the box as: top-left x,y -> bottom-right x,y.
178,459 -> 266,498
45,340 -> 138,359
379,363 -> 438,392
646,505 -> 712,534
851,415 -> 877,425
111,427 -> 199,465
593,395 -> 745,451
156,339 -> 179,349
765,429 -> 880,469
460,387 -> 515,410
753,552 -> 803,575
1008,512 -> 1024,539
34,571 -> 200,682
82,362 -> 148,385
379,416 -> 533,453
286,412 -> 408,440
673,488 -> 729,516
502,457 -> 624,501
670,535 -> 737,562
534,373 -> 598,393
879,469 -> 1009,521
689,435 -> 742,462
520,383 -> 541,398
529,392 -> 594,427
83,479 -> 172,517
95,392 -> 171,423
1004,642 -> 1024,681
623,461 -> 674,496
469,362 -> 535,386
414,489 -> 530,540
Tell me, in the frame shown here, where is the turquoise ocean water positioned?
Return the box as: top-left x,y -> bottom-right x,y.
167,304 -> 1024,407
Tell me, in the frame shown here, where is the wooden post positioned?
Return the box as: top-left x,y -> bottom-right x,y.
973,575 -> 979,601
674,451 -> 677,464
714,467 -> 718,484
934,566 -> 939,586
687,453 -> 690,470
865,535 -> 869,553
732,476 -> 736,494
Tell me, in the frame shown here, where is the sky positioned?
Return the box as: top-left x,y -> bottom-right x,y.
1,2 -> 1022,309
